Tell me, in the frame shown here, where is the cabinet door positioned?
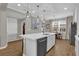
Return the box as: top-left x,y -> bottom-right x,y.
49,35 -> 53,48
75,39 -> 79,56
47,35 -> 55,51
47,35 -> 53,51
52,35 -> 55,46
47,36 -> 51,51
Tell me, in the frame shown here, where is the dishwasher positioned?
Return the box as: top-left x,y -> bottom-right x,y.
37,37 -> 47,56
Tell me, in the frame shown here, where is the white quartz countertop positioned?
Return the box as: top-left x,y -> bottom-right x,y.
19,33 -> 56,40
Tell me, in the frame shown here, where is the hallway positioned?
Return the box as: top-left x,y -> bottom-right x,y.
0,39 -> 75,56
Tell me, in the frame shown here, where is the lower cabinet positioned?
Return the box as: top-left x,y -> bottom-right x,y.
47,35 -> 55,51
75,36 -> 79,56
37,37 -> 47,56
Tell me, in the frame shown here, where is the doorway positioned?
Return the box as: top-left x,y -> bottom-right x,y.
23,22 -> 25,35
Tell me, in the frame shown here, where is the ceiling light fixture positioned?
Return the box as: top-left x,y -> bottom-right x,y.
17,4 -> 21,6
64,7 -> 68,10
32,10 -> 35,13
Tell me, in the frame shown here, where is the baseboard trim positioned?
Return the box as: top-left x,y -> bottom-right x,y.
0,44 -> 8,49
8,39 -> 23,43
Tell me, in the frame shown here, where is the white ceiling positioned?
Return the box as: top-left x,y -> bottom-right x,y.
7,3 -> 79,19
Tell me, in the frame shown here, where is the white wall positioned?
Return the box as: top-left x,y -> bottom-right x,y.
7,17 -> 17,42
66,16 -> 73,40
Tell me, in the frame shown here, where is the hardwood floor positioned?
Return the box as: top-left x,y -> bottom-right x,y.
46,39 -> 75,56
0,39 -> 75,56
0,40 -> 23,56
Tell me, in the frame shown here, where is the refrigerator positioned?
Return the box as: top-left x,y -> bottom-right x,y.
70,22 -> 77,45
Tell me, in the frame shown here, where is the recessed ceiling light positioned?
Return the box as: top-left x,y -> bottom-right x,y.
27,15 -> 29,17
41,15 -> 43,16
17,4 -> 21,6
64,8 -> 68,10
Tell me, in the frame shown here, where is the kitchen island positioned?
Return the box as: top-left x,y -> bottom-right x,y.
75,35 -> 79,56
19,33 -> 55,56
